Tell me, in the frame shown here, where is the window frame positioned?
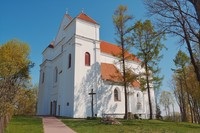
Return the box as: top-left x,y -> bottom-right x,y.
68,54 -> 71,68
114,88 -> 121,101
85,52 -> 90,66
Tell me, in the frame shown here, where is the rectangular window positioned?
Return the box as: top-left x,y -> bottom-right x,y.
68,54 -> 71,68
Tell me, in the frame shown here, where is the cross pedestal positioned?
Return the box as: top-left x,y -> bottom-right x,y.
89,89 -> 96,117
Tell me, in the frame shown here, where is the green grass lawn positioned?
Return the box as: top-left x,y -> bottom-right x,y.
62,119 -> 200,133
5,116 -> 43,133
5,116 -> 200,133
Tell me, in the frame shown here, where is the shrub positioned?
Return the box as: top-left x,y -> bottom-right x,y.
134,114 -> 139,119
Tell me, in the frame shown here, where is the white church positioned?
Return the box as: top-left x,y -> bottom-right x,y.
37,11 -> 156,119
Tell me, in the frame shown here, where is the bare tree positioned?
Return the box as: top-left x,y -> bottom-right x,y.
188,0 -> 200,25
173,50 -> 194,122
159,91 -> 174,116
145,0 -> 200,82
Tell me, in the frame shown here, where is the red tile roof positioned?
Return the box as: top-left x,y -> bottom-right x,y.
131,80 -> 140,88
101,63 -> 123,83
101,63 -> 140,88
100,41 -> 121,56
100,41 -> 140,62
77,13 -> 97,24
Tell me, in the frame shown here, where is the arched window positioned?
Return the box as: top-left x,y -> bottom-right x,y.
114,88 -> 121,101
54,67 -> 58,82
85,52 -> 90,66
114,89 -> 118,101
137,93 -> 139,97
137,92 -> 142,102
68,54 -> 71,68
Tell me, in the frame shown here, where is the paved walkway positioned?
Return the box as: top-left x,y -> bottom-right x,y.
43,117 -> 76,133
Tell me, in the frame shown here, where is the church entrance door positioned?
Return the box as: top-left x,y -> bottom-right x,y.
51,100 -> 57,116
50,102 -> 52,115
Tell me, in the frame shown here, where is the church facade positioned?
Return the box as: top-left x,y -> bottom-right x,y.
37,12 -> 156,119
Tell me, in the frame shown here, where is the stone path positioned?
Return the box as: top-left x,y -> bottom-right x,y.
43,117 -> 76,133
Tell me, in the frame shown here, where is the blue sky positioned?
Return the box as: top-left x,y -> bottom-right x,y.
0,0 -> 179,92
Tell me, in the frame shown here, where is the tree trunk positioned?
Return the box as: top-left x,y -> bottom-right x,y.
165,106 -> 168,116
145,62 -> 153,119
179,78 -> 187,122
172,104 -> 175,121
121,36 -> 128,120
193,100 -> 200,123
192,99 -> 197,123
183,69 -> 194,122
186,92 -> 194,122
188,0 -> 200,25
181,17 -> 200,82
185,38 -> 200,82
167,104 -> 170,116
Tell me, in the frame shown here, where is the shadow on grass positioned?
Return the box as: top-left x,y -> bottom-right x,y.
61,118 -> 200,133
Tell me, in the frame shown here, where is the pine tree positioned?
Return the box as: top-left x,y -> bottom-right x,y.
113,5 -> 134,119
132,20 -> 165,119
